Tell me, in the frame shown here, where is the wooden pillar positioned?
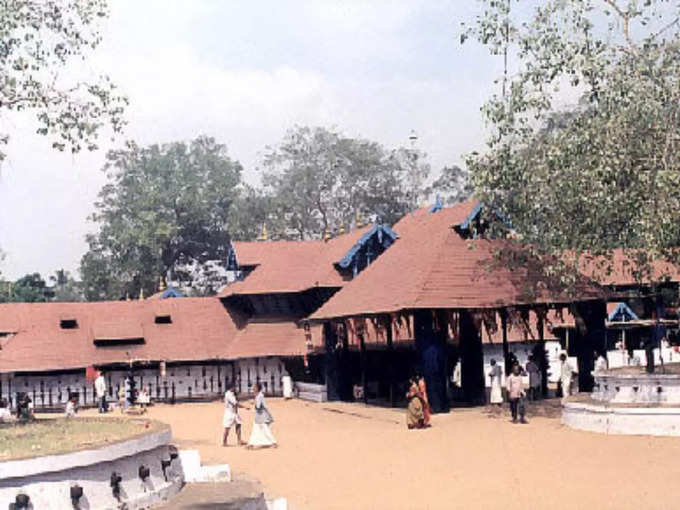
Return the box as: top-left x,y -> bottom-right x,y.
537,309 -> 548,398
359,326 -> 368,405
501,309 -> 510,376
384,314 -> 396,407
231,362 -> 236,392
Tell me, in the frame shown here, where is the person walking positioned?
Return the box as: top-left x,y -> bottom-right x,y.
247,383 -> 277,449
406,377 -> 425,429
506,364 -> 527,424
560,353 -> 574,401
95,370 -> 107,413
222,383 -> 246,446
488,359 -> 503,406
417,375 -> 431,426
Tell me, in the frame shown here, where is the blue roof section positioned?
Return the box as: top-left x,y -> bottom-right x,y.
429,196 -> 443,213
160,286 -> 184,299
459,202 -> 483,230
226,244 -> 239,271
608,302 -> 638,322
335,224 -> 398,269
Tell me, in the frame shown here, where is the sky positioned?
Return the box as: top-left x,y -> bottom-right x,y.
0,1 -> 504,280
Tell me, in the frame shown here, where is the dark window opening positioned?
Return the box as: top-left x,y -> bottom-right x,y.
60,319 -> 78,329
94,337 -> 145,346
155,315 -> 172,324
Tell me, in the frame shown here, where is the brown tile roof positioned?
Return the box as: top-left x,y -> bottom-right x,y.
225,317 -> 323,359
0,298 -> 241,373
220,226 -> 373,296
310,201 -> 603,320
578,249 -> 680,286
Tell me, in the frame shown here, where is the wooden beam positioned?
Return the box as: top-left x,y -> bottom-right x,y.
384,314 -> 395,407
538,309 -> 548,398
359,327 -> 368,405
501,309 -> 510,376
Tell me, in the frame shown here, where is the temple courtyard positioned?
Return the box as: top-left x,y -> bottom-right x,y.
77,399 -> 680,510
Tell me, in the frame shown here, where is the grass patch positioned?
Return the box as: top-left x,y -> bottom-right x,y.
0,417 -> 165,461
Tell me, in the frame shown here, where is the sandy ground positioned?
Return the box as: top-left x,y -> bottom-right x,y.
84,399 -> 680,510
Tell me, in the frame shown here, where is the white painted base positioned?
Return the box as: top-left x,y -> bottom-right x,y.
562,401 -> 680,436
178,449 -> 231,483
295,382 -> 327,402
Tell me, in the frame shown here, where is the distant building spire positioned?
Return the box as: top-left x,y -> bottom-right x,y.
257,223 -> 268,241
355,210 -> 364,228
139,287 -> 144,300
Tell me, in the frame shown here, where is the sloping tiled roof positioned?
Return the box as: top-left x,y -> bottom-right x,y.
225,318 -> 323,359
578,249 -> 680,286
311,201 -> 603,320
0,298 -> 241,373
220,226 -> 373,296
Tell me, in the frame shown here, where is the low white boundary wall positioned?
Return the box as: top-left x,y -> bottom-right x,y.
562,401 -> 680,436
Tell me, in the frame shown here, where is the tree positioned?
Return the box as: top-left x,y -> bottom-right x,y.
80,136 -> 243,300
463,0 -> 680,286
429,165 -> 473,205
50,269 -> 84,302
0,0 -> 126,162
2,273 -> 52,302
261,126 -> 427,240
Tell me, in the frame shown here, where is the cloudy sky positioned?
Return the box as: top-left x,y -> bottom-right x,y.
0,1 -> 504,280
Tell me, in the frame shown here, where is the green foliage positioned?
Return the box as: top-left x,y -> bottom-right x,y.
1,273 -> 51,302
429,165 -> 473,205
464,0 -> 680,286
261,126 -> 428,239
49,269 -> 84,302
80,136 -> 243,300
0,0 -> 127,161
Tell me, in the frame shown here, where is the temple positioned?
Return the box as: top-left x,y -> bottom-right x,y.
0,200 -> 678,411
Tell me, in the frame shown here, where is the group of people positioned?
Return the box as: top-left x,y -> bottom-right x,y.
222,382 -> 277,449
405,375 -> 431,429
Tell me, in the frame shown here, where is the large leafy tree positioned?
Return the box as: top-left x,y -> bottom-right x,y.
80,136 -> 243,300
464,0 -> 680,286
1,0 -> 126,161
261,126 -> 428,240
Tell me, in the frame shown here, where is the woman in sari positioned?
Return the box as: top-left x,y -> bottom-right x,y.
247,383 -> 277,449
406,377 -> 425,429
417,375 -> 431,426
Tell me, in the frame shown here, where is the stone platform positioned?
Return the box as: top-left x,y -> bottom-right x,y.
562,365 -> 680,436
0,421 -> 183,509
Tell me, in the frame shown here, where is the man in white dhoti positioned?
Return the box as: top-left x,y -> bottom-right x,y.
282,372 -> 293,399
560,353 -> 573,401
488,359 -> 503,405
222,383 -> 245,447
247,383 -> 277,449
95,371 -> 107,413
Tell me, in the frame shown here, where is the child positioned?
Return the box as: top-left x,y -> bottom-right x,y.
65,396 -> 78,418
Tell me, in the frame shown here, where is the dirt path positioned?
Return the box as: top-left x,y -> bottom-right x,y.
86,399 -> 680,510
